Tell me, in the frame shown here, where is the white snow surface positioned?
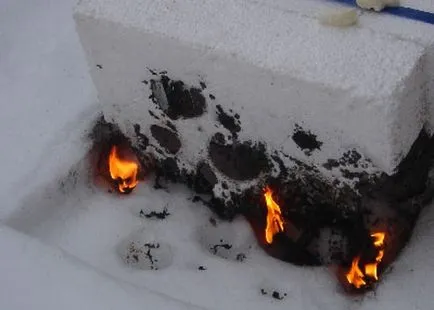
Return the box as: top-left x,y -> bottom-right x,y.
1,0 -> 434,309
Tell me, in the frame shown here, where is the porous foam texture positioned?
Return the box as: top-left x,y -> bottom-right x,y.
74,0 -> 430,175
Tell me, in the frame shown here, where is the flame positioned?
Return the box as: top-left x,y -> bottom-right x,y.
376,250 -> 384,262
365,263 -> 378,280
263,187 -> 284,244
346,257 -> 366,289
108,145 -> 139,193
372,232 -> 385,248
345,232 -> 386,289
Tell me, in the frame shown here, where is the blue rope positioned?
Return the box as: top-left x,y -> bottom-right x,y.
329,0 -> 434,25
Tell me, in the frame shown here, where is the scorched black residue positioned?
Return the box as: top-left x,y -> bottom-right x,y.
209,133 -> 270,181
292,125 -> 322,155
133,124 -> 149,150
194,162 -> 218,194
236,253 -> 247,262
323,159 -> 340,170
260,288 -> 287,301
340,149 -> 362,167
150,124 -> 181,154
215,104 -> 241,137
210,242 -> 233,255
150,75 -> 206,119
140,207 -> 170,220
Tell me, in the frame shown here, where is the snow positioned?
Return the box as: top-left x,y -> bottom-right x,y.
1,0 -> 434,309
0,0 -> 97,219
5,170 -> 350,310
0,225 -> 202,310
0,0 -> 195,309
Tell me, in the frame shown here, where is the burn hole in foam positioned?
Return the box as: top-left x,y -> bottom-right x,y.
208,133 -> 270,181
90,117 -> 153,194
150,74 -> 206,120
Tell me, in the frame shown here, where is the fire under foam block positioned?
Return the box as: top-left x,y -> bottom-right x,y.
74,0 -> 430,187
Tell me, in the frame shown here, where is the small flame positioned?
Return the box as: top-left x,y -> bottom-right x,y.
365,263 -> 378,280
345,232 -> 386,289
108,145 -> 139,193
372,232 -> 385,248
376,250 -> 384,263
263,187 -> 284,244
346,257 -> 366,289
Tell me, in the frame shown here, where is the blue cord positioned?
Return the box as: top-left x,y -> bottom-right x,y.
329,0 -> 434,25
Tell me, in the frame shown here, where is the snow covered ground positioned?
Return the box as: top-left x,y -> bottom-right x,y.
1,0 -> 434,309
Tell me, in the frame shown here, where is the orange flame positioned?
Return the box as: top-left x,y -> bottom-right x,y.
376,250 -> 384,263
108,145 -> 139,193
365,263 -> 378,280
372,232 -> 385,248
263,187 -> 284,244
346,257 -> 366,289
346,232 -> 386,289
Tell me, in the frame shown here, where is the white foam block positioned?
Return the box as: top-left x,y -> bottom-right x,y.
74,0 -> 429,175
268,0 -> 434,133
352,1 -> 434,133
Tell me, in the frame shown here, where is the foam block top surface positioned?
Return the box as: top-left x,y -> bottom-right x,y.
76,0 -> 425,98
